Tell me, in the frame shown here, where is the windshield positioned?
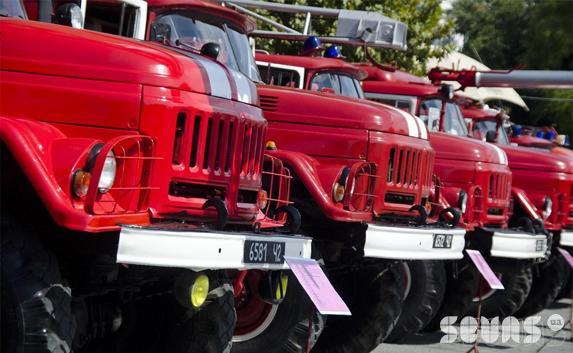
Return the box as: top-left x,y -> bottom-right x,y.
419,99 -> 468,136
473,121 -> 510,145
152,12 -> 261,82
0,0 -> 26,18
227,28 -> 261,82
310,72 -> 364,98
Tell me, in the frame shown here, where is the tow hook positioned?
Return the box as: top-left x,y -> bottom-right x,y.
408,205 -> 428,225
259,271 -> 289,305
439,207 -> 461,228
202,198 -> 228,229
173,271 -> 210,310
273,205 -> 302,234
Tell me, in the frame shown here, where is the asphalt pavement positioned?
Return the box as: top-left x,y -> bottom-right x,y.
374,299 -> 573,353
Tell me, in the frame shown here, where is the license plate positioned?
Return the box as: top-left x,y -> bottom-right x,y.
433,234 -> 453,249
244,240 -> 286,264
535,239 -> 545,252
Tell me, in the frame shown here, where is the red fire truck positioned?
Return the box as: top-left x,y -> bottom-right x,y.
219,0 -> 473,345
357,66 -> 553,328
1,1 -> 314,352
456,101 -> 573,316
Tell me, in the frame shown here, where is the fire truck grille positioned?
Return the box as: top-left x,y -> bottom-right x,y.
386,147 -> 433,189
174,113 -> 265,177
488,172 -> 510,201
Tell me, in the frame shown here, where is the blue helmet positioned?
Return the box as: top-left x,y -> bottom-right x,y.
324,45 -> 345,59
511,124 -> 523,137
302,36 -> 323,55
546,130 -> 556,140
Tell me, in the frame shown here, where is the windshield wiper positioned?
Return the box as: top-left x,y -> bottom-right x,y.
174,40 -> 201,54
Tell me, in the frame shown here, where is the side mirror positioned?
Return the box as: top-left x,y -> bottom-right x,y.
438,84 -> 454,101
485,130 -> 497,143
150,23 -> 172,44
55,3 -> 83,29
201,42 -> 220,60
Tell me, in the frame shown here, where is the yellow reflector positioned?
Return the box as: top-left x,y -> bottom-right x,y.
333,182 -> 345,202
72,170 -> 91,198
265,141 -> 277,150
274,274 -> 288,300
190,274 -> 209,308
258,189 -> 269,210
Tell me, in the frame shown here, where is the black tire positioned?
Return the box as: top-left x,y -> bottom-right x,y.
1,221 -> 76,353
424,263 -> 479,332
466,265 -> 532,319
232,272 -> 313,353
386,260 -> 446,342
515,254 -> 569,318
163,271 -> 236,353
313,262 -> 405,353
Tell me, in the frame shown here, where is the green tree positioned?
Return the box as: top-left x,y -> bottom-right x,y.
451,0 -> 573,139
254,0 -> 454,75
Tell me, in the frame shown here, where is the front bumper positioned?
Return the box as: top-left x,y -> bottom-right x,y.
364,224 -> 466,260
560,230 -> 573,247
486,229 -> 547,259
117,225 -> 312,270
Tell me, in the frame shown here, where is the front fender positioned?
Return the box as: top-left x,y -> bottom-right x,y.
266,149 -> 372,222
1,117 -> 149,232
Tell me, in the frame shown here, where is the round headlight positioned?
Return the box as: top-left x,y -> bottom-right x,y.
458,190 -> 468,214
98,151 -> 117,193
542,196 -> 552,220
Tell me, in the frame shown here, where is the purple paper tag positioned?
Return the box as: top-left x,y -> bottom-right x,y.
558,247 -> 573,269
466,250 -> 504,290
285,257 -> 351,316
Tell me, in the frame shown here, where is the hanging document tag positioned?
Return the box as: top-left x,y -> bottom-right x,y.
466,250 -> 504,290
285,257 -> 351,316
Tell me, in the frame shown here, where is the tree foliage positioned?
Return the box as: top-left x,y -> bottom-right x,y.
451,0 -> 573,138
253,0 -> 454,75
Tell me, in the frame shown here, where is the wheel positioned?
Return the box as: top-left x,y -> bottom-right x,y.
232,271 -> 313,353
515,254 -> 570,318
283,311 -> 325,353
313,262 -> 405,353
465,264 -> 532,319
424,263 -> 479,332
386,260 -> 446,342
1,220 -> 76,353
163,270 -> 236,353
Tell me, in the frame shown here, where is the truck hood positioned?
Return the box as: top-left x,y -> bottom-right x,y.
430,132 -> 508,165
500,144 -> 573,173
258,85 -> 428,139
0,19 -> 257,104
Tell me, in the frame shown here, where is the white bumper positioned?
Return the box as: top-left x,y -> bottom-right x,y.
490,230 -> 547,259
364,224 -> 466,260
560,230 -> 573,247
117,225 -> 312,270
